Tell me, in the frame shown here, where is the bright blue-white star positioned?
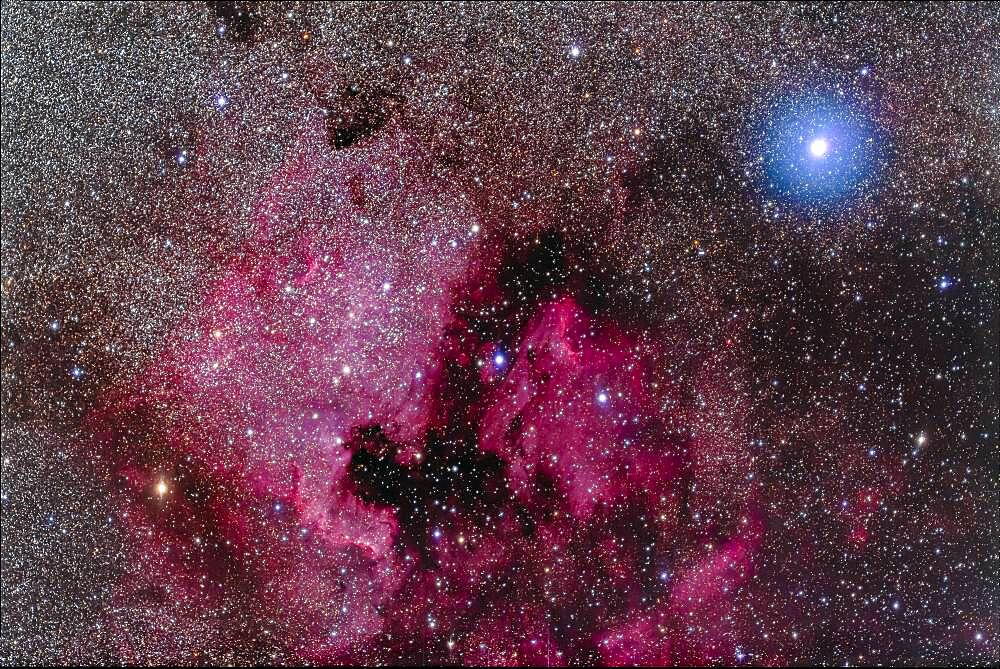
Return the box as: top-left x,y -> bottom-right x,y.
809,136 -> 829,158
756,92 -> 887,206
491,347 -> 509,372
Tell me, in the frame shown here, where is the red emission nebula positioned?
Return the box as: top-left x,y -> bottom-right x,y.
2,3 -> 996,667
86,116 -> 760,665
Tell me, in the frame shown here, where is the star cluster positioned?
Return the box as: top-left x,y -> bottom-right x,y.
1,2 -> 998,666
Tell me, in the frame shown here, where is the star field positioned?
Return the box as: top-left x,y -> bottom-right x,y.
1,2 -> 998,666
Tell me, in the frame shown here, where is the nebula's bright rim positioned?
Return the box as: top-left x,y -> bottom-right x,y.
2,3 -> 995,667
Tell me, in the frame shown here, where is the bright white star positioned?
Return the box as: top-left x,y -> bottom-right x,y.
809,137 -> 829,158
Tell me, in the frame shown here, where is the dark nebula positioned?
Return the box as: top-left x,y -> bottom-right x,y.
1,2 -> 997,666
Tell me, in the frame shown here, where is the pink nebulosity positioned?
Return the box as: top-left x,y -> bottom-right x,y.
478,295 -> 685,519
82,114 -> 762,665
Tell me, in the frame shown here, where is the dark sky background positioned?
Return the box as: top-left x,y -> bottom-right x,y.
2,2 -> 997,666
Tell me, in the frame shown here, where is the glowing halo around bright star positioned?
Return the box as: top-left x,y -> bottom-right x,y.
809,137 -> 829,158
755,91 -> 888,207
3,3 -> 993,666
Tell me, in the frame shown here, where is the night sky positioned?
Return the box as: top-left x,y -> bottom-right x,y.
1,2 -> 998,666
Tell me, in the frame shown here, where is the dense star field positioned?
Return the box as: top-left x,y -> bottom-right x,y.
1,2 -> 998,666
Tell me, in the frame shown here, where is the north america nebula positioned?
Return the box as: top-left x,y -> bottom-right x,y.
2,2 -> 998,666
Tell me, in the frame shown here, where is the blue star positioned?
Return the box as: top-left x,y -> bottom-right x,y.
756,91 -> 888,206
